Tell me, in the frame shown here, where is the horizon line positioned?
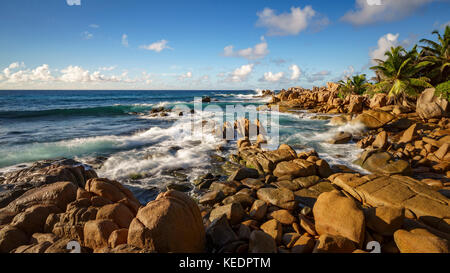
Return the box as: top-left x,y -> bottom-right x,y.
0,89 -> 262,91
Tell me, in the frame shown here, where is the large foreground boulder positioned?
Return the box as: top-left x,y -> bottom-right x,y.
127,190 -> 205,252
313,191 -> 365,246
416,88 -> 449,120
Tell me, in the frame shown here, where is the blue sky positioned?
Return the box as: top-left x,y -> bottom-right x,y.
0,0 -> 449,90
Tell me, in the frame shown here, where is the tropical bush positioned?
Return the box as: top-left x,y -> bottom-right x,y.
338,74 -> 370,97
435,80 -> 450,101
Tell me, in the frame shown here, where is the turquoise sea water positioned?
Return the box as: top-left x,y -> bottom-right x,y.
0,90 -> 364,203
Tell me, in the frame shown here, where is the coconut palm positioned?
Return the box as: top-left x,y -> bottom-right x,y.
419,25 -> 450,85
370,45 -> 433,104
338,74 -> 370,95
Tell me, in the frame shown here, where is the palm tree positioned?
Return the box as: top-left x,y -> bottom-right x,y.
338,74 -> 369,96
351,74 -> 370,95
420,25 -> 450,85
370,45 -> 433,104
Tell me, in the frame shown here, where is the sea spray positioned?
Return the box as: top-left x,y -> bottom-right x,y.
96,110 -> 227,200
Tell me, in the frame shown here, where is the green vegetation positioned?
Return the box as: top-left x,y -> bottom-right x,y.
435,80 -> 450,101
360,25 -> 450,104
338,74 -> 370,97
370,45 -> 433,104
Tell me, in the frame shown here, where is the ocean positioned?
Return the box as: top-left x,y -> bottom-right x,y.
0,90 -> 365,203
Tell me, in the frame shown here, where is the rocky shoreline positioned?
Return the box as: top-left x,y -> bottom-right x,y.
1,84 -> 449,253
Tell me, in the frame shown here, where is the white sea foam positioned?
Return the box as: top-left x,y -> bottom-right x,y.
153,101 -> 188,107
97,111 -> 225,181
0,110 -> 223,170
311,121 -> 366,142
215,93 -> 234,97
272,110 -> 368,172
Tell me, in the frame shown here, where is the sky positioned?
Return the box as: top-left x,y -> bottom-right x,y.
0,0 -> 449,90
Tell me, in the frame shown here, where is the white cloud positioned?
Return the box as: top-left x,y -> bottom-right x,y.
223,37 -> 269,60
342,65 -> 355,80
59,66 -> 135,83
289,64 -> 301,81
3,62 -> 22,78
122,34 -> 128,47
99,66 -> 117,71
112,71 -> 138,83
227,64 -> 255,82
8,62 -> 20,69
256,6 -> 319,36
141,72 -> 152,84
191,74 -> 211,87
6,70 -> 29,83
223,46 -> 234,57
66,0 -> 81,6
30,64 -> 54,81
369,33 -> 399,64
342,0 -> 438,25
2,63 -> 53,83
260,71 -> 285,82
60,66 -> 92,82
82,31 -> 93,40
140,40 -> 172,52
179,71 -> 193,80
0,63 -> 158,88
89,24 -> 99,28
89,71 -> 110,82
